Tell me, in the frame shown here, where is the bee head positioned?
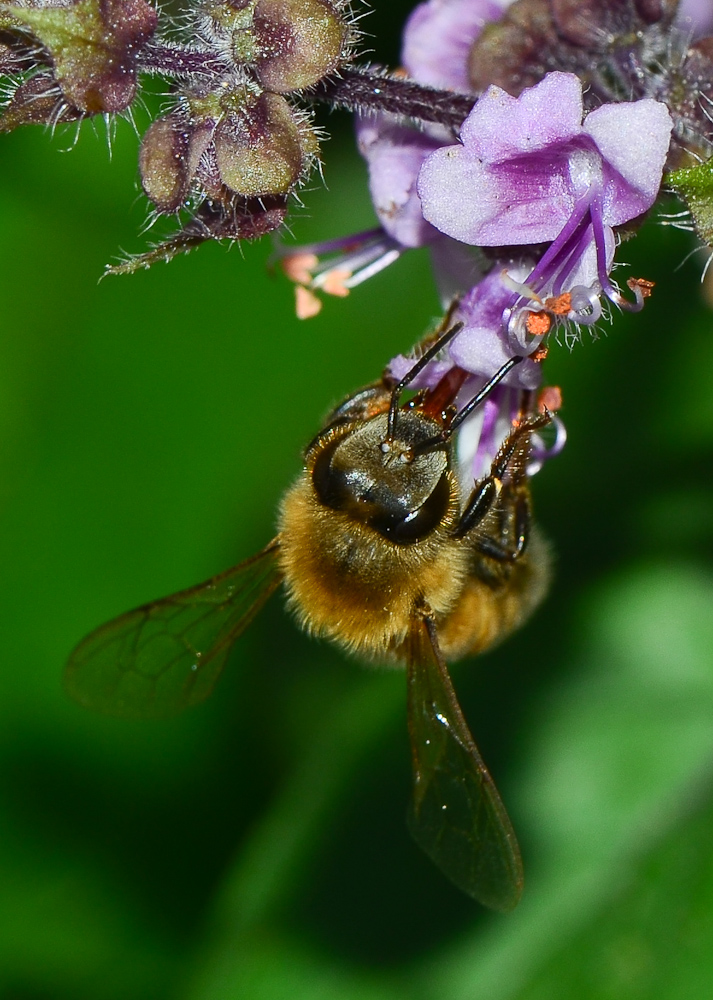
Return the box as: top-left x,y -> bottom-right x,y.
310,409 -> 455,544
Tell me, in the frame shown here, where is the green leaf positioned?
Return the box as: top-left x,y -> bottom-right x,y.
667,159 -> 713,246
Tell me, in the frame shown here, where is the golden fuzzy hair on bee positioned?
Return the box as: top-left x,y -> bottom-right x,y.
277,465 -> 469,660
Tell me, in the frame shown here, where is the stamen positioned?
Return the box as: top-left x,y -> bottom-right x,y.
528,414 -> 567,475
341,248 -> 403,288
525,311 -> 552,337
317,268 -> 351,296
589,202 -> 647,312
295,285 -> 322,319
543,294 -> 572,316
550,215 -> 596,295
627,277 -> 655,304
282,252 -> 318,285
538,386 -> 562,413
568,284 -> 602,325
525,196 -> 593,293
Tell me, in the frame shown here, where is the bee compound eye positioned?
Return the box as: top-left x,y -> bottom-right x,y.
311,436 -> 348,510
370,471 -> 452,544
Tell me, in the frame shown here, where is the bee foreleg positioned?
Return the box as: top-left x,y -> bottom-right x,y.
454,476 -> 502,538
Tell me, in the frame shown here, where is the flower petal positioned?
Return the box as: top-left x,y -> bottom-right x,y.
450,324 -> 542,388
419,144 -> 575,245
358,113 -> 442,247
460,73 -> 584,163
402,0 -> 508,92
583,99 -> 673,225
677,0 -> 713,37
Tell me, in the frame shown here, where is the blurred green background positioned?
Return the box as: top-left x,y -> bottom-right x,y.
2,3 -> 713,997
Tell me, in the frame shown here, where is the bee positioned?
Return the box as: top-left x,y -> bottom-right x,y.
65,320 -> 552,911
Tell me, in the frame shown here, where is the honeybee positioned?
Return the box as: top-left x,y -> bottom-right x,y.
65,320 -> 551,911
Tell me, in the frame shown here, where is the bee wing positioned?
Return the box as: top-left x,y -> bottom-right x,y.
65,540 -> 282,720
406,616 -> 524,911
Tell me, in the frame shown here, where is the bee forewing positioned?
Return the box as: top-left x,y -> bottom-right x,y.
406,617 -> 524,911
64,540 -> 282,720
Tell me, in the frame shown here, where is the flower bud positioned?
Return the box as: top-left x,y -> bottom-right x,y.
213,90 -> 317,197
633,0 -> 677,23
666,37 -> 713,165
140,85 -> 318,213
0,73 -> 83,132
139,114 -> 215,212
4,0 -> 157,114
551,0 -> 674,47
252,0 -> 348,93
468,0 -> 679,99
467,0 -> 554,96
139,117 -> 191,213
0,37 -> 29,75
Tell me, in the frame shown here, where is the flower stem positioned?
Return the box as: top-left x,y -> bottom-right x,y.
139,41 -> 230,77
311,65 -> 475,129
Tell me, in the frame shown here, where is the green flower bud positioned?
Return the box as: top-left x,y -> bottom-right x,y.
252,0 -> 348,92
140,85 -> 319,212
4,0 -> 157,113
139,117 -> 191,213
213,90 -> 317,197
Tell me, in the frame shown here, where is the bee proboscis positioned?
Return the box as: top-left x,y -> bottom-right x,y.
65,323 -> 551,911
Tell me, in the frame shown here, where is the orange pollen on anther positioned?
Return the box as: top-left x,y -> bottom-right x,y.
627,277 -> 655,298
525,311 -> 552,337
544,292 -> 572,315
530,344 -> 549,362
282,252 -> 318,285
295,285 -> 322,319
539,385 -> 562,413
321,268 -> 352,297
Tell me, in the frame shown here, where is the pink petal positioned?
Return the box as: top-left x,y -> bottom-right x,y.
460,73 -> 584,163
583,99 -> 673,225
419,144 -> 575,245
402,0 -> 509,91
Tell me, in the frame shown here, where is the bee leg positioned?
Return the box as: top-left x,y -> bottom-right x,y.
454,412 -> 547,546
472,488 -> 531,563
453,476 -> 502,538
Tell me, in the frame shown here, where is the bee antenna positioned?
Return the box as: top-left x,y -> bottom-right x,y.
386,322 -> 464,441
413,354 -> 525,455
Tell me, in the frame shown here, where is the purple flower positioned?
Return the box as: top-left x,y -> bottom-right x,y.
355,0 -> 508,261
419,72 -> 672,244
277,228 -> 405,318
418,72 -> 672,310
390,268 -> 542,390
388,263 -> 569,483
356,115 -> 444,249
677,0 -> 713,38
402,0 -> 511,92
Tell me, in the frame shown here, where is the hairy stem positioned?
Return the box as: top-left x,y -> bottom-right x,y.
310,65 -> 475,129
139,41 -> 230,77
